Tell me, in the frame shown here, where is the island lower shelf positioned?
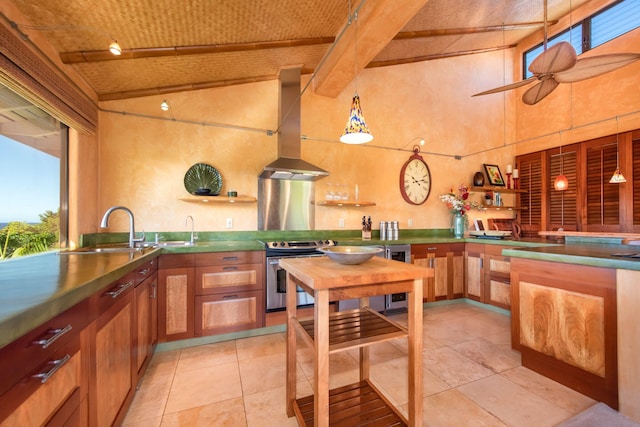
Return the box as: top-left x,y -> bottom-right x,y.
292,308 -> 409,426
295,308 -> 408,353
293,380 -> 407,427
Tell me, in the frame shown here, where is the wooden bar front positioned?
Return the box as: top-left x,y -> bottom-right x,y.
280,256 -> 431,427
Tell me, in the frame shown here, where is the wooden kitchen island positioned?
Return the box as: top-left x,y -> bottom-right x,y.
280,256 -> 432,427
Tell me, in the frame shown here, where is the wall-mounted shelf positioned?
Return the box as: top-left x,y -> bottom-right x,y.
470,186 -> 527,194
179,195 -> 256,203
316,200 -> 376,207
479,206 -> 527,211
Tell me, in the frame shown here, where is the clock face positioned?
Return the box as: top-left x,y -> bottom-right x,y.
400,155 -> 431,205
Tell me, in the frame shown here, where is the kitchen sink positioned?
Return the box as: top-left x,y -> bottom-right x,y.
156,240 -> 194,247
60,244 -> 155,254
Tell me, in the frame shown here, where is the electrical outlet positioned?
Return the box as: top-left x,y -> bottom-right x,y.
408,218 -> 413,227
339,218 -> 345,228
226,217 -> 233,229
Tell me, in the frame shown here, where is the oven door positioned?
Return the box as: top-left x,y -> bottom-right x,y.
266,255 -> 318,311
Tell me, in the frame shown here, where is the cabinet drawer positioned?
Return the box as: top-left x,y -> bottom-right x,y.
195,291 -> 263,336
411,243 -> 464,257
0,299 -> 88,398
93,273 -> 136,315
132,258 -> 157,285
0,335 -> 83,424
158,253 -> 195,269
195,251 -> 263,266
196,264 -> 263,295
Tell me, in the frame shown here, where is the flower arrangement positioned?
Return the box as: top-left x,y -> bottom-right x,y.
439,184 -> 480,216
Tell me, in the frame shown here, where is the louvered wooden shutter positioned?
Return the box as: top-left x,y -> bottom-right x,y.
633,132 -> 640,227
548,145 -> 578,229
585,137 -> 620,229
516,152 -> 543,235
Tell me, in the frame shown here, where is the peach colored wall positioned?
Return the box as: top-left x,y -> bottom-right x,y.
513,0 -> 640,154
68,129 -> 99,246
98,50 -> 519,233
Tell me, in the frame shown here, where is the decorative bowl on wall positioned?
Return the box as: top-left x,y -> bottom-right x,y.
184,163 -> 222,196
319,246 -> 383,265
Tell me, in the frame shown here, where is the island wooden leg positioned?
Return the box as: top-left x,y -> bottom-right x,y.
314,289 -> 330,427
286,272 -> 297,417
359,296 -> 370,381
408,277 -> 424,426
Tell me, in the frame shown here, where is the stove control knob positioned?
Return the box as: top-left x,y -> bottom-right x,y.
279,242 -> 286,247
271,242 -> 277,247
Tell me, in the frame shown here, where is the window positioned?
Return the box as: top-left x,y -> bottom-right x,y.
0,84 -> 67,259
524,0 -> 640,78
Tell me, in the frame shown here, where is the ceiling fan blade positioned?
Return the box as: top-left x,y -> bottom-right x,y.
522,79 -> 559,105
529,42 -> 577,75
472,76 -> 537,97
554,53 -> 640,83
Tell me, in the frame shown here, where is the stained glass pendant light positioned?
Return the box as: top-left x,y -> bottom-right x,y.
340,93 -> 372,144
339,9 -> 373,144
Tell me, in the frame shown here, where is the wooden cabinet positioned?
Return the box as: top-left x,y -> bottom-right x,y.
134,259 -> 158,380
484,244 -> 512,309
89,273 -> 137,427
0,301 -> 90,426
464,243 -> 484,301
464,243 -> 512,309
195,251 -> 265,336
510,258 -> 617,408
158,254 -> 195,342
411,243 -> 464,301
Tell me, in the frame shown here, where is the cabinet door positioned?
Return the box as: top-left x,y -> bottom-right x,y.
195,291 -> 263,336
464,244 -> 484,301
411,244 -> 463,301
135,273 -> 157,379
91,282 -> 135,427
158,267 -> 195,342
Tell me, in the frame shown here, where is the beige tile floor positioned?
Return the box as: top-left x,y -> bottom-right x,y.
123,302 -> 598,426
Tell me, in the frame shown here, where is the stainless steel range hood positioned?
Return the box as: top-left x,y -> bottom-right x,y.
258,67 -> 328,181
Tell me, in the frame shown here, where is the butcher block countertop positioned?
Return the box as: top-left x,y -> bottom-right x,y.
279,256 -> 433,291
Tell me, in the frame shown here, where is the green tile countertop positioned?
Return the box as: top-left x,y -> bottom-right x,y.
0,248 -> 160,350
503,243 -> 640,271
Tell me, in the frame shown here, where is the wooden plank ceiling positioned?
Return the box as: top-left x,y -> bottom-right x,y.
3,0 -> 587,101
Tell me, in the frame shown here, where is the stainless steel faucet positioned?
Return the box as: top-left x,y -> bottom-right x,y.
100,206 -> 145,248
186,215 -> 196,244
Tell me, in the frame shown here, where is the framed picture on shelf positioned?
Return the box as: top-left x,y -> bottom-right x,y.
483,164 -> 505,186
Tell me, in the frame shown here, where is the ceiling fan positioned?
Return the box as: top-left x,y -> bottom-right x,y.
473,0 -> 640,105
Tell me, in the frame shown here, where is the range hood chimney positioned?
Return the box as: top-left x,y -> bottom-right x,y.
258,67 -> 328,181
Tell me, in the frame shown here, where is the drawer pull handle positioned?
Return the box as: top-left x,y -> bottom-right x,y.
32,354 -> 71,383
223,256 -> 238,261
33,325 -> 73,349
139,268 -> 150,276
223,294 -> 239,300
427,247 -> 437,251
150,283 -> 157,299
106,280 -> 134,299
223,266 -> 238,271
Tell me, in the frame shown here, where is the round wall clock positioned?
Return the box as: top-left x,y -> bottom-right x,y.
399,146 -> 431,205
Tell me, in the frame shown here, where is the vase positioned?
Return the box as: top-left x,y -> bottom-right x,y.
473,171 -> 485,187
452,212 -> 465,239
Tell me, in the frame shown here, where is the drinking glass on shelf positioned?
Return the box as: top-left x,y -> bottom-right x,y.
340,184 -> 349,201
325,183 -> 335,201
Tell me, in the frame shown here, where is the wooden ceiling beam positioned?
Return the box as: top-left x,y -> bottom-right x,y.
60,37 -> 336,64
393,20 -> 558,39
311,0 -> 431,98
366,44 -> 516,68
